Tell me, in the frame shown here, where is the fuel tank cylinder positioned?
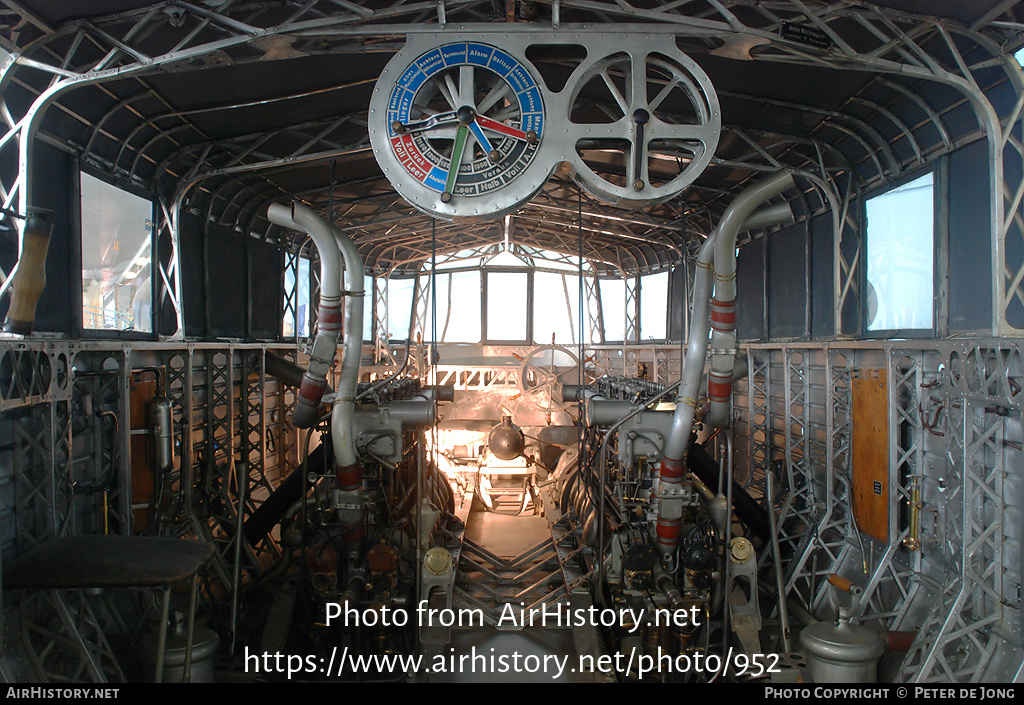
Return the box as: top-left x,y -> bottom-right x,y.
487,415 -> 525,461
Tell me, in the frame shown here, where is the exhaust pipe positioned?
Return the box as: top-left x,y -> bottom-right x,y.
268,202 -> 367,551
267,202 -> 343,429
328,222 -> 365,472
2,216 -> 53,335
655,171 -> 793,559
707,170 -> 794,428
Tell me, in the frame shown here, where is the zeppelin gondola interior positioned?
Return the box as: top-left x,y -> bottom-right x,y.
1,0 -> 1023,686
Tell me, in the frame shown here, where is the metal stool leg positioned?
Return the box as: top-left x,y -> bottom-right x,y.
183,575 -> 198,682
154,586 -> 171,683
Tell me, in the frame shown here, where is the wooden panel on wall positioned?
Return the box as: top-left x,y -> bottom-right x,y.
852,368 -> 888,543
130,370 -> 158,533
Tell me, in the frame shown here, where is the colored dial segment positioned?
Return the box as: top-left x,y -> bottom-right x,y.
384,42 -> 544,200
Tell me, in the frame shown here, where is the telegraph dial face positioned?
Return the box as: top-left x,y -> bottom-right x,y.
369,40 -> 549,220
371,34 -> 722,219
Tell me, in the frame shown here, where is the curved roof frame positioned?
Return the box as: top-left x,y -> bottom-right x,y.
0,1 -> 1021,336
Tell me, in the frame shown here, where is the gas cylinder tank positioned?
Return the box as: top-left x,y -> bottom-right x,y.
488,415 -> 525,461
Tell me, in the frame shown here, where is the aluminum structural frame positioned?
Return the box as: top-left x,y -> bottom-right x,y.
732,339 -> 1024,683
0,339 -> 300,681
0,2 -> 1021,337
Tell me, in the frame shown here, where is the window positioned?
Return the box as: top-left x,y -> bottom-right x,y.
640,271 -> 669,339
283,256 -> 310,338
80,172 -> 154,333
534,271 -> 578,344
438,271 -> 481,342
387,277 -> 415,340
865,171 -> 934,332
600,277 -> 626,342
485,271 -> 528,341
362,274 -> 374,343
419,270 -> 481,342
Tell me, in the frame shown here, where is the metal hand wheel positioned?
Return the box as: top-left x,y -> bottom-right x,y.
512,344 -> 583,415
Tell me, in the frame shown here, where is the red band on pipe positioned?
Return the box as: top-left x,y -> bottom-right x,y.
341,523 -> 365,544
660,457 -> 685,481
707,380 -> 732,400
656,518 -> 681,545
710,300 -> 736,326
318,305 -> 343,332
336,463 -> 363,491
298,377 -> 326,404
710,309 -> 737,324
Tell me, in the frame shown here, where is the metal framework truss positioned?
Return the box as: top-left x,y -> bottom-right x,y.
453,537 -> 571,627
0,1 -> 1019,338
735,340 -> 1024,683
0,339 -> 299,681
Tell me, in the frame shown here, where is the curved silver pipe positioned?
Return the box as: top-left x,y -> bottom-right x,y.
707,170 -> 794,427
267,202 -> 343,429
654,229 -> 716,558
329,223 -> 365,472
656,170 -> 793,558
662,232 -> 717,466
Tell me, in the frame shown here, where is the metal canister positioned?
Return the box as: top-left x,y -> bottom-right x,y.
138,617 -> 220,683
799,619 -> 886,683
487,415 -> 525,460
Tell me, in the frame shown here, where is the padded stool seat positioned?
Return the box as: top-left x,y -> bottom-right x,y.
4,535 -> 215,683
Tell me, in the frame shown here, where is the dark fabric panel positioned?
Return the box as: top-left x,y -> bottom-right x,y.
178,212 -> 207,339
205,221 -> 247,339
767,222 -> 807,339
248,237 -> 282,340
948,140 -> 993,332
667,263 -> 688,341
840,196 -> 864,336
810,212 -> 835,338
31,142 -> 74,334
737,237 -> 765,342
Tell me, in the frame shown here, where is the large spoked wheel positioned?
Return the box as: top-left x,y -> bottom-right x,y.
514,344 -> 582,415
566,48 -> 720,207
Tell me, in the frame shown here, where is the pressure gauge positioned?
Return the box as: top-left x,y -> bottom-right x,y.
369,39 -> 551,220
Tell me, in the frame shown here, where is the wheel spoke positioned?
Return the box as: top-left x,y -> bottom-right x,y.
652,121 -> 716,145
477,79 -> 512,115
459,65 -> 474,107
649,76 -> 681,112
520,357 -> 548,377
630,51 -> 647,110
600,68 -> 630,115
489,106 -> 519,122
437,73 -> 459,111
554,368 -> 579,382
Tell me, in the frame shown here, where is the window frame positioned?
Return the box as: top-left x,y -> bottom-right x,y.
281,250 -> 312,341
481,267 -> 533,345
77,165 -> 158,341
639,270 -> 670,342
862,168 -> 938,339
